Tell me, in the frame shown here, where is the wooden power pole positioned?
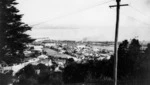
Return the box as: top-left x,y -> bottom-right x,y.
109,0 -> 128,85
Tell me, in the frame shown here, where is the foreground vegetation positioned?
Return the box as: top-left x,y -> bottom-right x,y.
1,39 -> 148,85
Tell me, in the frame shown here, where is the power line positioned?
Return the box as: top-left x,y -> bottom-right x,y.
31,0 -> 114,27
129,5 -> 150,18
120,9 -> 150,27
129,0 -> 150,22
111,8 -> 150,27
129,0 -> 135,4
126,15 -> 150,27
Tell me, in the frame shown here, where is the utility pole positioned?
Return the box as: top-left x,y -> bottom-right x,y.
109,0 -> 128,85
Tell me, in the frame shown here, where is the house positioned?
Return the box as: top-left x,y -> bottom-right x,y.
37,54 -> 48,59
44,43 -> 56,47
77,44 -> 86,49
33,45 -> 43,52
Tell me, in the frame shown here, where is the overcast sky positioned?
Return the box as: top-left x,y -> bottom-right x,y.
16,0 -> 150,41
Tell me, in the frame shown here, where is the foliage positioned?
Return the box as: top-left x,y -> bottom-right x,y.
63,59 -> 113,83
138,43 -> 150,79
14,64 -> 63,85
118,40 -> 131,78
0,0 -> 34,64
145,43 -> 150,58
0,72 -> 15,85
117,39 -> 148,79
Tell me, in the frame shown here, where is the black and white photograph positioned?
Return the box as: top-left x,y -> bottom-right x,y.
0,0 -> 150,85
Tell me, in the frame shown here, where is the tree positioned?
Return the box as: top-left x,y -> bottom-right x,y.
118,40 -> 130,78
142,43 -> 150,73
144,43 -> 150,77
128,39 -> 141,71
128,39 -> 141,58
14,64 -> 63,85
145,43 -> 150,57
118,40 -> 128,58
118,39 -> 143,79
0,0 -> 34,64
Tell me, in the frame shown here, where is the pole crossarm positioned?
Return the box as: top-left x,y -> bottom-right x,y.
109,4 -> 129,8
